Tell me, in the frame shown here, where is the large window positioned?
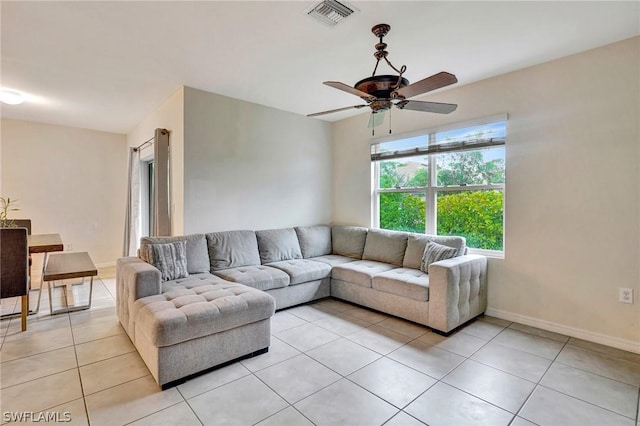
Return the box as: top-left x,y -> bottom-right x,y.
372,117 -> 506,253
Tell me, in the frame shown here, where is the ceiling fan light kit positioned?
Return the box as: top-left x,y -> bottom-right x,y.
309,23 -> 459,134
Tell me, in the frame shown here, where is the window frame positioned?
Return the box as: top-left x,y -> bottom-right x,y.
372,115 -> 506,257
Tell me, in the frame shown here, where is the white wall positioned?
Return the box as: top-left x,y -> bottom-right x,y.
127,86 -> 185,235
183,87 -> 333,234
332,37 -> 640,350
0,119 -> 128,268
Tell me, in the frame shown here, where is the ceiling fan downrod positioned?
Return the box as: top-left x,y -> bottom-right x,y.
370,24 -> 407,90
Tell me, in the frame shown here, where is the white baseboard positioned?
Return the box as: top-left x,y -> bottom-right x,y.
95,261 -> 116,269
485,308 -> 640,355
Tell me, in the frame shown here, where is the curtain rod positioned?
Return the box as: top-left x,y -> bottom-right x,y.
133,136 -> 154,152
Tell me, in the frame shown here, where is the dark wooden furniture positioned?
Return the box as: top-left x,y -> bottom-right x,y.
1,228 -> 29,331
14,220 -> 33,274
28,233 -> 64,254
44,252 -> 97,315
13,219 -> 32,235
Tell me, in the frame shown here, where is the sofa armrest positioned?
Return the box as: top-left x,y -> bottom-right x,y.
117,257 -> 162,300
427,254 -> 488,333
116,257 -> 162,337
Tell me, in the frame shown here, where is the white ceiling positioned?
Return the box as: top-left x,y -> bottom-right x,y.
2,1 -> 638,134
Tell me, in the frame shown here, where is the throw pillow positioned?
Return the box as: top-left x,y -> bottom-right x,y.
420,241 -> 458,273
140,234 -> 209,274
140,240 -> 189,281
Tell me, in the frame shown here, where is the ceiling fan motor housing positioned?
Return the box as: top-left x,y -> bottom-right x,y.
354,75 -> 409,100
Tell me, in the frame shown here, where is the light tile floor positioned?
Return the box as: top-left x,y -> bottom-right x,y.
1,268 -> 639,425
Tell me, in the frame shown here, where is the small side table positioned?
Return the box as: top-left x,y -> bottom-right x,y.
27,233 -> 64,314
43,252 -> 97,315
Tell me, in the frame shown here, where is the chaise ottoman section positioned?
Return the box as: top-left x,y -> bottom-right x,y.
133,277 -> 275,347
129,274 -> 276,387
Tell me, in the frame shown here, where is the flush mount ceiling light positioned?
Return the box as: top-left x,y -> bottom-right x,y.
0,89 -> 25,105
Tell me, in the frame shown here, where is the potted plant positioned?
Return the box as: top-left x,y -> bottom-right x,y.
0,197 -> 20,227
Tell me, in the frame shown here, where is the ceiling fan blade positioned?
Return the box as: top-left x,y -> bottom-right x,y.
324,81 -> 376,101
368,111 -> 386,128
393,72 -> 458,99
307,104 -> 368,117
395,100 -> 457,114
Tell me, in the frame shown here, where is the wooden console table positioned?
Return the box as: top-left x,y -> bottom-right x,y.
43,252 -> 97,315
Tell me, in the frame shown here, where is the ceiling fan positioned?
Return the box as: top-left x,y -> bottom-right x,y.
308,24 -> 458,131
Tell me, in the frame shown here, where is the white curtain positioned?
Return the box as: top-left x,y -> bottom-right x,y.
152,128 -> 171,236
123,147 -> 141,256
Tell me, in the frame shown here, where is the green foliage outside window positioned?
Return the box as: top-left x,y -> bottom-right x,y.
379,192 -> 426,233
437,151 -> 505,186
377,150 -> 505,251
437,191 -> 504,250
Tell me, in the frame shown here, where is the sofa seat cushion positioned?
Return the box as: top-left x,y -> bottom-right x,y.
372,268 -> 430,302
266,259 -> 331,285
308,254 -> 358,268
331,260 -> 398,288
132,276 -> 275,347
212,265 -> 290,291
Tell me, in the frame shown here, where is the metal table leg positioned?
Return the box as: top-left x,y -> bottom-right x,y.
48,276 -> 94,315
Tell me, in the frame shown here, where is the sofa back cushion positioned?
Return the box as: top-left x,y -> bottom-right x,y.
256,228 -> 303,264
295,225 -> 332,259
403,234 -> 466,269
140,234 -> 209,274
206,230 -> 261,270
331,225 -> 368,259
362,229 -> 408,267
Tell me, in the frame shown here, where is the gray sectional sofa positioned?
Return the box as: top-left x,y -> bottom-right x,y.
116,225 -> 487,387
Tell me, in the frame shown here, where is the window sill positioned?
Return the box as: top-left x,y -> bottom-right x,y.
468,248 -> 504,259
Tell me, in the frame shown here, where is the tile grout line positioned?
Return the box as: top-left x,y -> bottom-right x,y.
65,298 -> 93,426
399,322 -> 518,423
122,400 -> 195,426
7,291 -> 638,426
11,313 -> 87,423
257,309 -> 405,425
352,319 -> 514,424
552,346 -> 640,388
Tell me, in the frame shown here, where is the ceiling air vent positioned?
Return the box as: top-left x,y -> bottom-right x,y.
307,0 -> 356,27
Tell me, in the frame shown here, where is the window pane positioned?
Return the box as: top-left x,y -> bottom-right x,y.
435,121 -> 506,145
379,192 -> 426,233
373,134 -> 429,155
437,190 -> 504,250
378,156 -> 428,189
436,147 -> 505,186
